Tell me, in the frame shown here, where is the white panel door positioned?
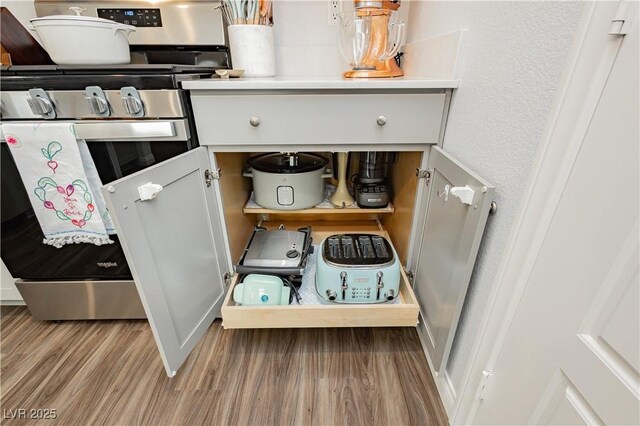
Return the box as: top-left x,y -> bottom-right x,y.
102,147 -> 227,377
473,10 -> 639,424
414,146 -> 495,373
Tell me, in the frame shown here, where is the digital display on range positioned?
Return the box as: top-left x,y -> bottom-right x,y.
97,8 -> 162,27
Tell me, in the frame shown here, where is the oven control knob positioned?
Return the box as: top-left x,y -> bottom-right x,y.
27,89 -> 56,119
27,97 -> 54,116
85,86 -> 111,117
121,87 -> 145,118
86,96 -> 110,115
122,96 -> 144,116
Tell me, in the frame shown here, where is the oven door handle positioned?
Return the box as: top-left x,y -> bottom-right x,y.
0,120 -> 188,142
75,121 -> 176,140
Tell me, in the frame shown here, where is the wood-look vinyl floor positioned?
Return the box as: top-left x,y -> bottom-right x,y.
0,306 -> 448,426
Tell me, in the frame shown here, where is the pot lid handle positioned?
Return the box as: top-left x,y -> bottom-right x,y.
68,6 -> 86,16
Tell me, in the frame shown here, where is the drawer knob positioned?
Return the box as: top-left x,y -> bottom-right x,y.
376,115 -> 387,126
249,116 -> 261,127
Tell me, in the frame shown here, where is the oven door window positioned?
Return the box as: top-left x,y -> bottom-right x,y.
1,140 -> 190,280
87,141 -> 190,182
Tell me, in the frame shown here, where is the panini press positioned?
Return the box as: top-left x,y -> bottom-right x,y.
235,226 -> 313,288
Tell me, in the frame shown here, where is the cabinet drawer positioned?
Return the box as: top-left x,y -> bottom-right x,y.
221,269 -> 419,329
191,92 -> 446,146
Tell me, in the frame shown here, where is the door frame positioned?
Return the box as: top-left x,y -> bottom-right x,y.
450,2 -> 635,423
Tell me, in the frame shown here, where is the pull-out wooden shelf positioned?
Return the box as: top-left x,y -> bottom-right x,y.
221,228 -> 420,329
243,203 -> 395,223
243,204 -> 395,215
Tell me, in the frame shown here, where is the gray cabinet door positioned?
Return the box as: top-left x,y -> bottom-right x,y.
414,146 -> 495,373
102,147 -> 227,377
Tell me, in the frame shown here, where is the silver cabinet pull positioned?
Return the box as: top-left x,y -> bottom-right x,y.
249,116 -> 261,127
377,115 -> 387,126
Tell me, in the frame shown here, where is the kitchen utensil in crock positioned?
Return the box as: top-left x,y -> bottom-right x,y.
227,24 -> 275,77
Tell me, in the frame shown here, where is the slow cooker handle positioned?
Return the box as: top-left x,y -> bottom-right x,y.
114,25 -> 136,37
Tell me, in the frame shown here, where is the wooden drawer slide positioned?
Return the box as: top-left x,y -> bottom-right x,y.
221,230 -> 420,329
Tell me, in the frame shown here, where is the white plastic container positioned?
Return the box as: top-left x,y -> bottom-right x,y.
29,15 -> 135,65
228,25 -> 275,77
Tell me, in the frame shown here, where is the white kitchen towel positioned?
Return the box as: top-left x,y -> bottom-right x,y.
77,140 -> 116,234
2,123 -> 115,248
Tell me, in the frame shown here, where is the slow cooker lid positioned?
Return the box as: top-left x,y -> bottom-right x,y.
248,152 -> 329,174
30,15 -> 131,26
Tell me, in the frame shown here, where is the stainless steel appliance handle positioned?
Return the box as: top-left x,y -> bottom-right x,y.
1,120 -> 188,142
77,121 -> 175,139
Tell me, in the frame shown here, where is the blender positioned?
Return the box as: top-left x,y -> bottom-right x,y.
338,0 -> 406,78
354,152 -> 397,208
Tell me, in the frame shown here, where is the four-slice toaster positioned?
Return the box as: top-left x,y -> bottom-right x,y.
315,234 -> 401,304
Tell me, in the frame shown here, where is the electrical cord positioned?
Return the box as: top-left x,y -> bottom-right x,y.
282,277 -> 302,304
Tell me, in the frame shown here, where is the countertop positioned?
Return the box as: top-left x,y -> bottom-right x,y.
181,76 -> 459,90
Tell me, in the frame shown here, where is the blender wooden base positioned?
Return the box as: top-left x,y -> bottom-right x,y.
343,69 -> 404,78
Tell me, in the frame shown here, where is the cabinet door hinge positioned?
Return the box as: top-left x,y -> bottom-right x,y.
416,168 -> 432,185
204,169 -> 222,187
223,271 -> 234,287
475,370 -> 493,401
404,268 -> 415,286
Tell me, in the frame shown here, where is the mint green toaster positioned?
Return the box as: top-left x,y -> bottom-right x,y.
233,274 -> 290,306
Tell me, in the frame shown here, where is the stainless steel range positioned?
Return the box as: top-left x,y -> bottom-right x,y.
0,0 -> 228,320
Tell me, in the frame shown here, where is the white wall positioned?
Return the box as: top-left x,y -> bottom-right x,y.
272,1 -> 343,76
405,1 -> 584,392
272,0 -> 412,76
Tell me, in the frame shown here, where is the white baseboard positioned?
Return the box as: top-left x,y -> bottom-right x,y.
0,300 -> 26,306
1,288 -> 24,303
